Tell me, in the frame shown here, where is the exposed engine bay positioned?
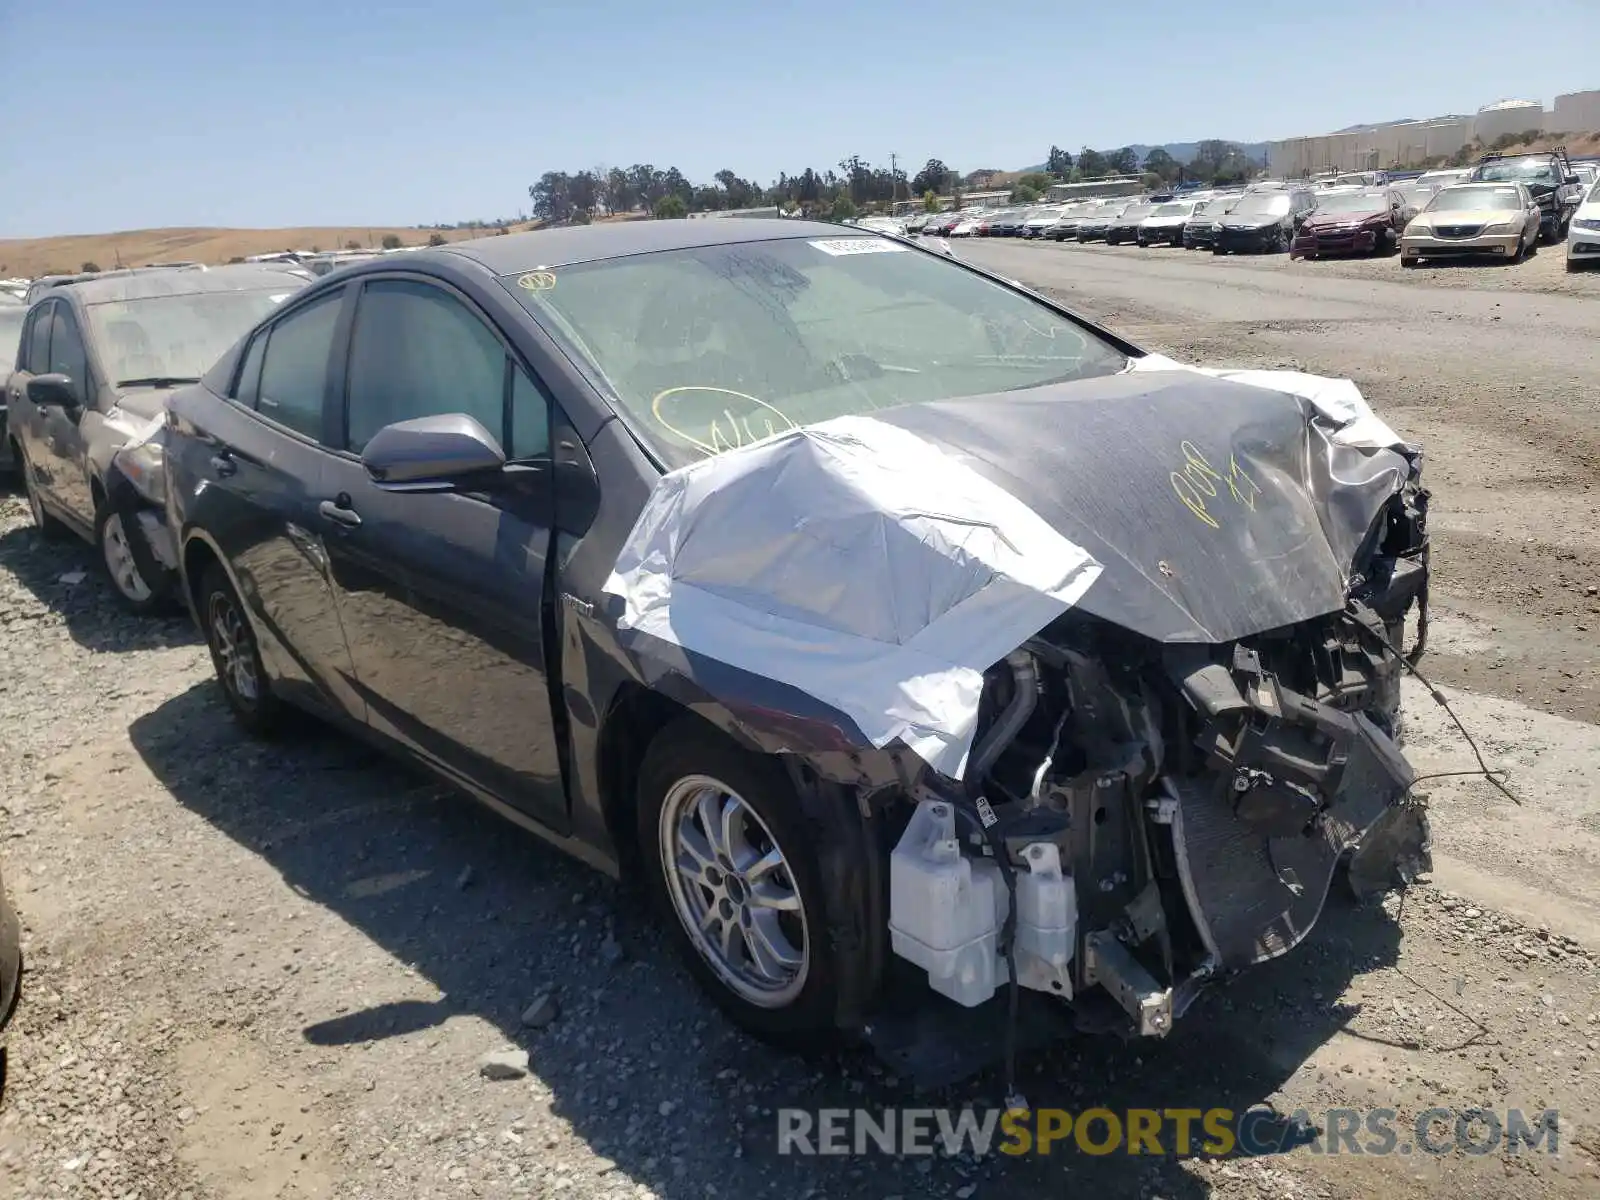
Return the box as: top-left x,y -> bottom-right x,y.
887,483 -> 1433,1037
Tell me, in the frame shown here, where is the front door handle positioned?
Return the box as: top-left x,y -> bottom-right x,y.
318,497 -> 362,528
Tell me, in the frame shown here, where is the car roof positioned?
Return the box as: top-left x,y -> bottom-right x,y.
39,264 -> 307,306
433,218 -> 863,274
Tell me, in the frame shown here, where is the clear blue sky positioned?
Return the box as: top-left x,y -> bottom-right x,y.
3,0 -> 1598,237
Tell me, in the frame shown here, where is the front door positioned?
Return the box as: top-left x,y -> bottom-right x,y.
319,277 -> 567,828
36,303 -> 97,524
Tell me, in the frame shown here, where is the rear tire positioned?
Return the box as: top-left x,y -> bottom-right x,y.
638,718 -> 854,1047
199,562 -> 283,737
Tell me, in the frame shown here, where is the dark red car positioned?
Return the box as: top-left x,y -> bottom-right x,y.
1291,189 -> 1413,259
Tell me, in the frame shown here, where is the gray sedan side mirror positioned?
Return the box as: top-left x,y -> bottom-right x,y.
27,372 -> 81,410
361,413 -> 506,485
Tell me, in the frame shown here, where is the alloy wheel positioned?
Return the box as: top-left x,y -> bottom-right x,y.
658,774 -> 810,1008
100,513 -> 153,603
208,590 -> 259,704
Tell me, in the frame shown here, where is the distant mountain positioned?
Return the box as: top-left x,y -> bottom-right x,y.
1019,139 -> 1270,172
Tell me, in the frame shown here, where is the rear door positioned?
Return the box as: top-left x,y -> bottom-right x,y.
318,275 -> 567,828
169,286 -> 364,720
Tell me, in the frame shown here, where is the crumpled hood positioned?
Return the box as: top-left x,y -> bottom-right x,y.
1303,209 -> 1385,228
110,386 -> 177,421
874,370 -> 1413,644
1222,214 -> 1284,230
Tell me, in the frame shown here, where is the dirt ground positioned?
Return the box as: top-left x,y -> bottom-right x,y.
0,225 -> 519,279
1,238 -> 1598,1199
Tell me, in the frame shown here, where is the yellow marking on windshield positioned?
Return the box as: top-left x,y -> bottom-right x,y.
517,271 -> 558,292
651,386 -> 799,458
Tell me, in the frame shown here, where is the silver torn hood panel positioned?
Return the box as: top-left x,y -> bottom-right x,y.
603,414 -> 1102,779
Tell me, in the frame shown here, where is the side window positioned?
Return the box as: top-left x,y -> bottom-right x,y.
25,303 -> 53,374
509,365 -> 550,459
49,307 -> 89,397
256,292 -> 342,440
346,280 -> 506,452
234,329 -> 267,408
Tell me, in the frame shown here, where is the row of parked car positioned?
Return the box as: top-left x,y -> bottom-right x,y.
904,152 -> 1600,269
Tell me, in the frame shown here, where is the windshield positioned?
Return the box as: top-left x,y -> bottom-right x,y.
1473,158 -> 1558,187
1150,202 -> 1191,217
1118,204 -> 1154,221
1426,186 -> 1521,213
87,288 -> 292,386
0,307 -> 24,369
1229,193 -> 1292,218
502,237 -> 1130,469
1316,192 -> 1388,214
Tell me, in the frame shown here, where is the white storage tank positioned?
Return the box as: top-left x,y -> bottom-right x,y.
1473,99 -> 1545,145
1551,90 -> 1600,135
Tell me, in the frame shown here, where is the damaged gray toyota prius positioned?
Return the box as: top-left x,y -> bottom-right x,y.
162,219 -> 1432,1079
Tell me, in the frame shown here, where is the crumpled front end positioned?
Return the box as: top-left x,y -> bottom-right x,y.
604,360 -> 1433,1039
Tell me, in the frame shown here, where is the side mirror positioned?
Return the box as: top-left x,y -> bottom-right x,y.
27,372 -> 80,409
361,413 -> 506,485
1566,175 -> 1581,186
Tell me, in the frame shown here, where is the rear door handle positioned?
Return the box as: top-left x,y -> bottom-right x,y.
209,452 -> 237,478
318,497 -> 362,528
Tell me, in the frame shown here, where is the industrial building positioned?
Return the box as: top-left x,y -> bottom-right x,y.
1266,89 -> 1600,176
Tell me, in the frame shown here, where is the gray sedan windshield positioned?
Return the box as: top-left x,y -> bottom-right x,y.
0,307 -> 24,369
88,289 -> 293,386
502,237 -> 1129,468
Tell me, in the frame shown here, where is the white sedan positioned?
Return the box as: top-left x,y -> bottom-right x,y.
1567,179 -> 1600,271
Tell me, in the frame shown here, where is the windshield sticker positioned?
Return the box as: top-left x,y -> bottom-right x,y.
807,238 -> 910,257
517,270 -> 558,292
651,386 -> 799,458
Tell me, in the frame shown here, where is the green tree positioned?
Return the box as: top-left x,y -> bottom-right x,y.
381,234 -> 402,250
1142,147 -> 1179,182
1011,185 -> 1040,203
529,171 -> 575,223
1077,147 -> 1109,177
922,189 -> 940,213
911,158 -> 951,196
830,194 -> 858,222
1016,172 -> 1054,195
80,261 -> 101,273
1107,147 -> 1140,176
427,232 -> 447,246
654,194 -> 687,219
1045,145 -> 1074,177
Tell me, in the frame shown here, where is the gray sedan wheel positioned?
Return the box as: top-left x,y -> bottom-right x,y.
658,773 -> 810,1008
637,719 -> 852,1045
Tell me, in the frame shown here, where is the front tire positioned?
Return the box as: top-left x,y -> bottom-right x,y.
199,562 -> 283,737
639,719 -> 847,1046
96,504 -> 171,614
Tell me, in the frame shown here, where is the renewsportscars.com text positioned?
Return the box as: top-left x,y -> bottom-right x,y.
776,1106 -> 1561,1158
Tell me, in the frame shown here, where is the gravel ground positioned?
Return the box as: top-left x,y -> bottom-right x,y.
2,244 -> 1600,1198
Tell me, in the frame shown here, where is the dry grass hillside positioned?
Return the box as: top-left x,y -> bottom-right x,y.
0,223 -> 540,279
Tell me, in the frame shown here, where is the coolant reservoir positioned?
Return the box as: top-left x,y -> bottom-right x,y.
1013,842 -> 1077,996
888,800 -> 1007,1006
